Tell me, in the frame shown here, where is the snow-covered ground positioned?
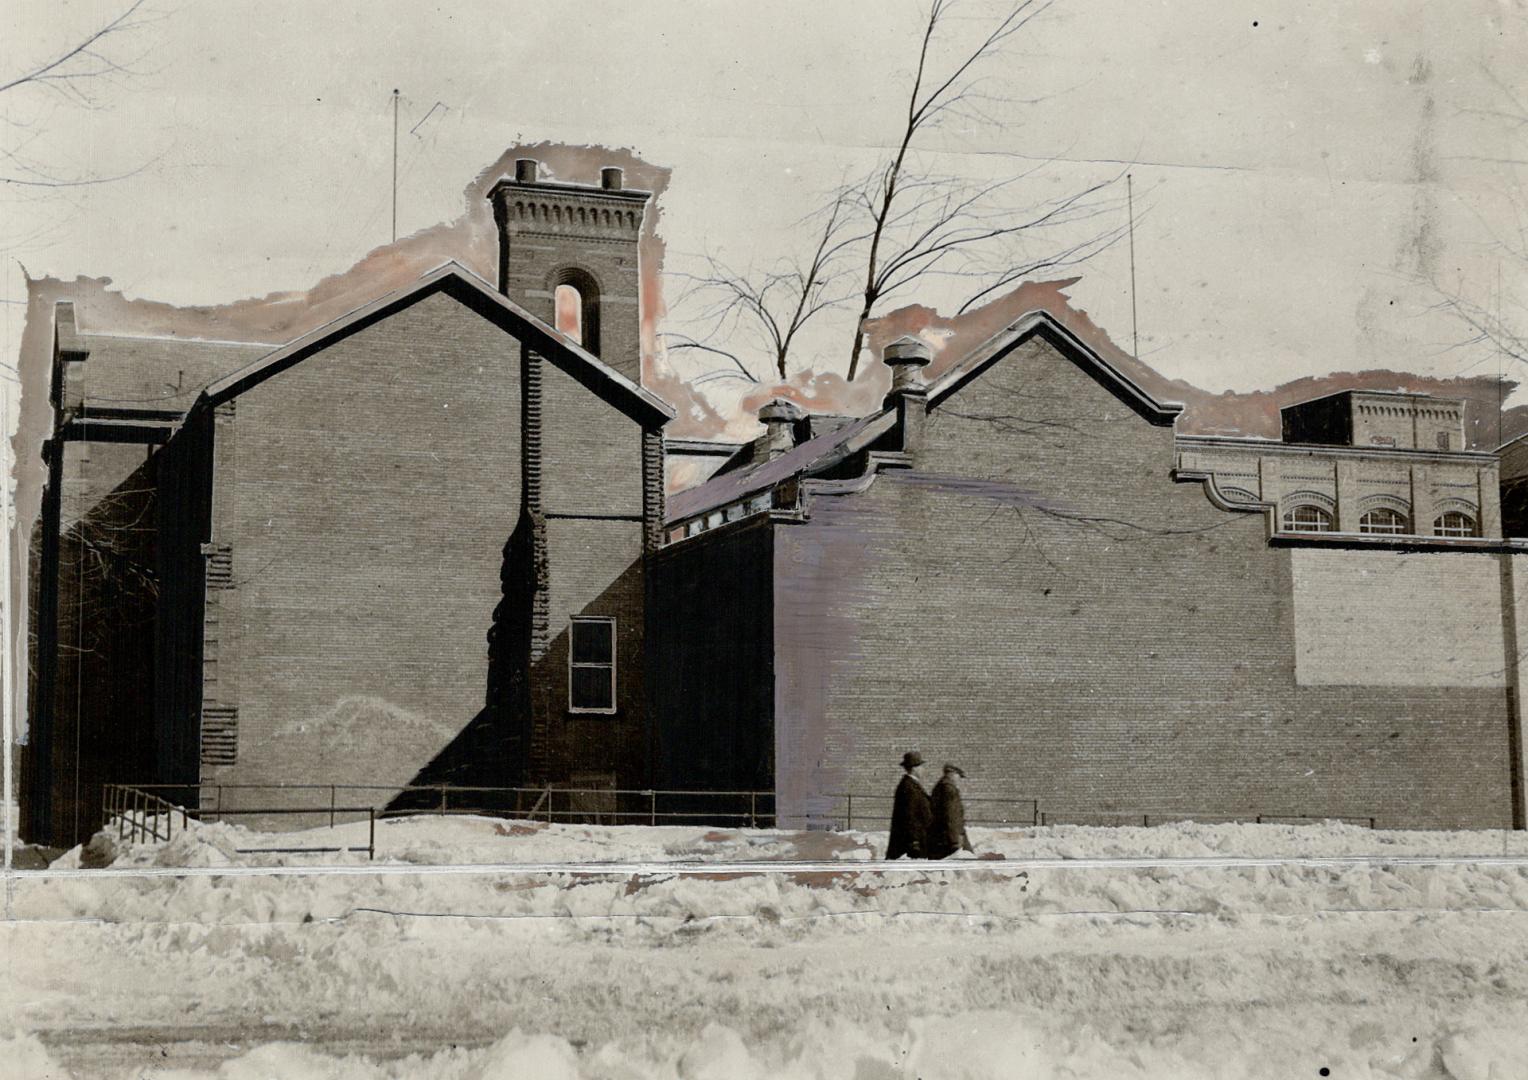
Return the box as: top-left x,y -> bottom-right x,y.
53,811 -> 1528,869
6,817 -> 1528,1078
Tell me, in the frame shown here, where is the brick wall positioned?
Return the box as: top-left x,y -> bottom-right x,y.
533,358 -> 653,789
1291,549 -> 1507,686
30,455 -> 159,844
770,335 -> 1516,829
649,516 -> 775,795
210,290 -> 525,804
198,286 -> 655,809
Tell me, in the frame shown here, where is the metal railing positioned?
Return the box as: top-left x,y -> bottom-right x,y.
103,783 -> 188,844
825,793 -> 1041,831
102,784 -> 376,859
103,783 -> 778,832
104,781 -> 1377,851
385,784 -> 776,827
819,796 -> 1375,831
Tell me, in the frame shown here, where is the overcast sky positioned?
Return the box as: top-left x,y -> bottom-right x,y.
3,0 -> 1525,431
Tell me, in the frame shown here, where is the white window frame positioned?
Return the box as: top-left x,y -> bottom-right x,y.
1282,504 -> 1334,533
568,616 -> 617,715
1358,507 -> 1409,535
1433,511 -> 1477,538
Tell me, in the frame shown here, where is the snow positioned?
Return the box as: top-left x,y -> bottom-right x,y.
52,811 -> 1528,871
7,818 -> 1528,1077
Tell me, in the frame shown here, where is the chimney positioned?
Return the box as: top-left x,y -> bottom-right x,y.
883,335 -> 932,454
601,166 -> 624,191
756,398 -> 806,462
515,158 -> 539,184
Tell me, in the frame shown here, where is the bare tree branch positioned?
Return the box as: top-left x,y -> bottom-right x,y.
0,1 -> 153,98
0,1 -> 162,192
1429,35 -> 1528,398
666,0 -> 1125,387
846,0 -> 1086,379
665,193 -> 860,381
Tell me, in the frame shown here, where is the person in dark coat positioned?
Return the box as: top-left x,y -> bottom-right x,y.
928,764 -> 975,859
885,751 -> 933,860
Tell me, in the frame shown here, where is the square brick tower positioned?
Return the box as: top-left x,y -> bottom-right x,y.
488,158 -> 650,384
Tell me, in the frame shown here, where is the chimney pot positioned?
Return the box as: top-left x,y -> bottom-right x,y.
757,398 -> 807,461
515,158 -> 540,184
884,335 -> 933,393
601,166 -> 624,191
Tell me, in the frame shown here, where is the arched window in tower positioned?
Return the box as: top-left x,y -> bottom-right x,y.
549,267 -> 602,357
554,283 -> 583,344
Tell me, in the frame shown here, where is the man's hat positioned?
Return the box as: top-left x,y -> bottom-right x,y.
901,751 -> 924,770
942,763 -> 966,777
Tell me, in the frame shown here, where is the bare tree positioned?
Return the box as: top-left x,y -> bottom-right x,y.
667,0 -> 1129,384
0,0 -> 158,191
840,0 -> 1125,379
1429,36 -> 1528,399
665,196 -> 859,384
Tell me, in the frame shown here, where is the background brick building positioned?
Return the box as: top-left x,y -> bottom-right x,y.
1177,390 -> 1501,539
656,323 -> 1528,831
22,158 -> 1528,845
24,164 -> 672,846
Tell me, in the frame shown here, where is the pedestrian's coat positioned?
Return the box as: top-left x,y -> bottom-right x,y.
929,770 -> 974,859
886,773 -> 933,859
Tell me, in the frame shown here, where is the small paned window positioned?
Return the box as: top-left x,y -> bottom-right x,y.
1358,508 -> 1408,535
1436,431 -> 1451,451
569,617 -> 616,713
1282,505 -> 1334,533
1433,511 -> 1477,538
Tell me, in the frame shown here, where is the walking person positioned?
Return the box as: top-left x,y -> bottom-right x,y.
885,751 -> 932,860
928,763 -> 975,859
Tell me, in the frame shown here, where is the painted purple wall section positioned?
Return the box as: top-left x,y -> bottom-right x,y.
767,336 -> 1516,829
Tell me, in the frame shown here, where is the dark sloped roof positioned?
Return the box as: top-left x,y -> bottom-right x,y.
69,332 -> 276,411
665,309 -> 1186,524
201,262 -> 675,426
665,437 -> 748,458
666,411 -> 893,523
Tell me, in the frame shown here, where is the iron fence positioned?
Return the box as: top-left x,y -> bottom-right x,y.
821,793 -> 1041,831
102,781 -> 1378,856
104,783 -> 778,831
102,784 -> 377,859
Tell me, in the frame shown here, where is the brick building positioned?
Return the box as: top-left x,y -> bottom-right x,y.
656,326 -> 1528,831
24,162 -> 671,846
21,158 -> 1528,845
1176,391 -> 1500,538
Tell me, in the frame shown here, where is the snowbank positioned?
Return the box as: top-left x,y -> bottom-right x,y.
6,1011 -> 1528,1079
54,812 -> 1528,871
13,818 -> 1528,1078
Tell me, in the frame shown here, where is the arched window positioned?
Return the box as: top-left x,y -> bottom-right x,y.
1433,511 -> 1477,537
1282,505 -> 1334,533
548,267 -> 602,357
1359,508 -> 1408,535
554,283 -> 583,344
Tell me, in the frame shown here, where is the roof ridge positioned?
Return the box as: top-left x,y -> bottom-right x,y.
199,263 -> 674,424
